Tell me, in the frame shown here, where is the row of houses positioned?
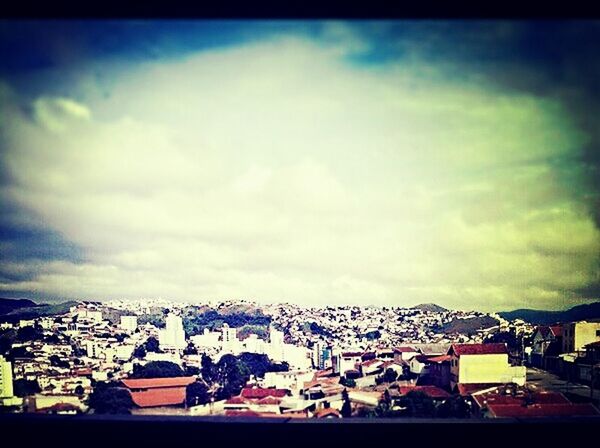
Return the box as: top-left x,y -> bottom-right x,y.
530,320 -> 600,386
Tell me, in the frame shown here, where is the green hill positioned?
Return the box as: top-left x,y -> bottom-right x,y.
499,301 -> 600,325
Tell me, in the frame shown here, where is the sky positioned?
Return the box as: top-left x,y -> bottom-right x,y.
1,20 -> 600,312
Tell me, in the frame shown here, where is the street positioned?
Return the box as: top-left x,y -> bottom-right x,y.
527,367 -> 600,403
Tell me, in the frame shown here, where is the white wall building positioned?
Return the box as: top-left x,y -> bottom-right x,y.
159,313 -> 187,350
190,329 -> 221,349
120,316 -> 138,333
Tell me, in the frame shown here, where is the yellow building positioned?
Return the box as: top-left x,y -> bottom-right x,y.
0,354 -> 22,407
448,343 -> 526,389
0,355 -> 14,399
562,321 -> 600,354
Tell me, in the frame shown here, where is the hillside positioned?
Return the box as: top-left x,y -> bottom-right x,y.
412,303 -> 448,313
0,299 -> 79,323
499,301 -> 600,325
0,298 -> 39,315
439,315 -> 499,335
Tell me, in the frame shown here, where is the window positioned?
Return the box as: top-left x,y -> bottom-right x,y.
596,330 -> 600,337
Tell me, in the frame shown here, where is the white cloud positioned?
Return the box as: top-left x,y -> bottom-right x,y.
1,36 -> 598,311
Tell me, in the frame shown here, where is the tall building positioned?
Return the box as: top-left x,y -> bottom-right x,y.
159,314 -> 187,350
0,355 -> 14,399
221,323 -> 238,344
120,315 -> 138,333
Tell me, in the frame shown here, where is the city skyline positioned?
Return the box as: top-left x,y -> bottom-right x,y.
1,21 -> 600,312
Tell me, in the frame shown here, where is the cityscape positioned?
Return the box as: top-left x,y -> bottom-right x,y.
1,297 -> 600,419
1,20 -> 600,422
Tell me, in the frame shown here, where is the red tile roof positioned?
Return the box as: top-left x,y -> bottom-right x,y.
549,325 -> 562,337
399,386 -> 451,399
472,390 -> 569,408
394,346 -> 417,353
121,376 -> 196,408
457,383 -> 501,396
450,343 -> 508,356
424,355 -> 451,363
257,396 -> 283,405
129,387 -> 187,408
225,396 -> 247,405
314,408 -> 342,418
361,359 -> 383,368
488,403 -> 600,418
121,376 -> 196,389
240,388 -> 289,399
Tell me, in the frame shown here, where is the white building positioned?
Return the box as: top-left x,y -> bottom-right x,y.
159,313 -> 187,350
120,316 -> 138,333
190,329 -> 221,349
221,324 -> 240,354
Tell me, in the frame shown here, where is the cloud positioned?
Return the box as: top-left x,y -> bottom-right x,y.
0,32 -> 599,311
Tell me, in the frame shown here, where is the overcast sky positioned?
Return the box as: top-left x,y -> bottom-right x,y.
1,20 -> 599,311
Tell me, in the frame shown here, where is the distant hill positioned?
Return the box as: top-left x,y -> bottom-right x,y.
499,301 -> 600,325
0,298 -> 39,315
412,303 -> 448,313
0,298 -> 79,323
439,316 -> 499,335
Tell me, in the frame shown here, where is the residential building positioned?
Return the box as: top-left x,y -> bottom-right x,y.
120,316 -> 138,333
448,343 -> 526,390
562,321 -> 600,354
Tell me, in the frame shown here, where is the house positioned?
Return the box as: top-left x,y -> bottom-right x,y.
409,355 -> 432,376
338,352 -> 363,377
562,321 -> 600,354
393,346 -> 420,363
121,376 -> 196,408
447,343 -> 526,390
531,325 -> 562,369
416,355 -> 452,388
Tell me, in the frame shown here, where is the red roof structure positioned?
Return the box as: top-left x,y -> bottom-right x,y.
121,376 -> 196,408
549,325 -> 562,337
424,355 -> 451,363
457,383 -> 501,396
394,346 -> 418,353
399,386 -> 451,399
121,377 -> 196,389
487,403 -> 600,418
314,408 -> 342,418
240,388 -> 289,399
449,343 -> 508,356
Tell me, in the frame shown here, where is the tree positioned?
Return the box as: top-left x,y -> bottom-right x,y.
399,391 -> 436,418
89,382 -> 134,414
13,379 -> 41,397
436,395 -> 471,418
144,336 -> 160,353
16,326 -> 43,342
185,365 -> 200,376
133,345 -> 147,359
214,354 -> 249,399
383,368 -> 398,383
201,354 -> 215,384
49,355 -> 70,369
339,377 -> 356,388
131,361 -> 185,378
341,388 -> 352,418
183,343 -> 198,355
186,381 -> 210,407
